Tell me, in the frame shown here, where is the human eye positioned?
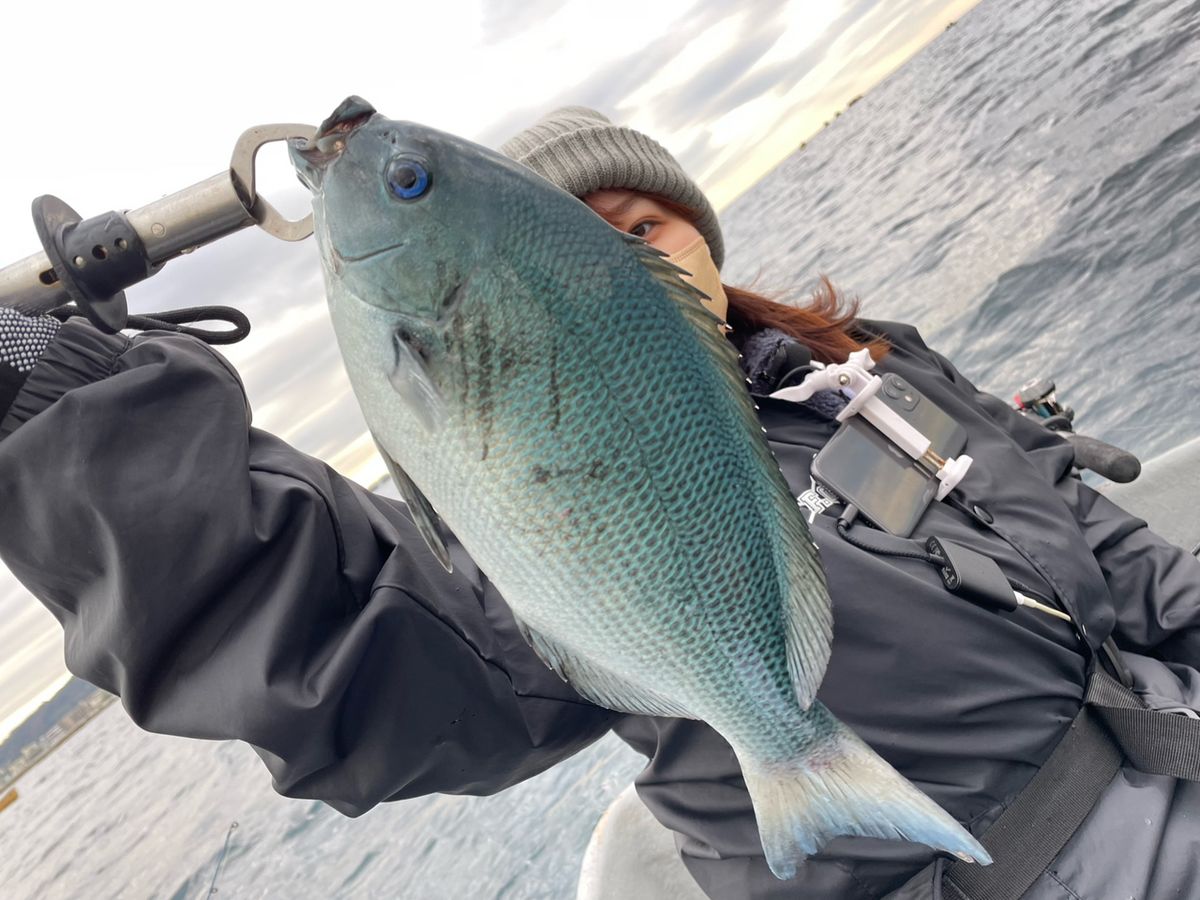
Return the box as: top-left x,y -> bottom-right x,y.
629,219 -> 656,238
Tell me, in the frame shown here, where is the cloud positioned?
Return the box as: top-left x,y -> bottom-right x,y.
0,607 -> 61,678
477,0 -> 901,206
479,0 -> 568,43
640,29 -> 797,132
830,0 -> 952,70
476,0 -> 794,150
826,0 -> 893,38
474,36 -> 689,151
696,53 -> 823,122
671,130 -> 722,184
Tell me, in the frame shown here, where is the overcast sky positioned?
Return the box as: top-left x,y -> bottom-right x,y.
0,0 -> 980,742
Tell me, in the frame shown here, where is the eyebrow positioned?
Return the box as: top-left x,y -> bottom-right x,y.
590,193 -> 641,222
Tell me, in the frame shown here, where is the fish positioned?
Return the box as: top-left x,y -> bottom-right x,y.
289,96 -> 991,879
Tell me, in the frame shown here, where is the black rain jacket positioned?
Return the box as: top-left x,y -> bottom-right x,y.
1,315 -> 1197,899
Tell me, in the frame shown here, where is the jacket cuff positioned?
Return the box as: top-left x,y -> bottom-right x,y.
0,317 -> 130,441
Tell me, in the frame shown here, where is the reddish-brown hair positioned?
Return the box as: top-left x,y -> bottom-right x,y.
617,193 -> 890,364
723,278 -> 890,365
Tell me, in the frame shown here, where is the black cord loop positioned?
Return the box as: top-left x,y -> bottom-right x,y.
46,304 -> 251,345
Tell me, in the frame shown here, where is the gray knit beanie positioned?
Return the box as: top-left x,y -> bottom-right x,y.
500,106 -> 725,269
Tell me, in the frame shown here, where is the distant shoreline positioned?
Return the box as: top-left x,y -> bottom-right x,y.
0,691 -> 117,793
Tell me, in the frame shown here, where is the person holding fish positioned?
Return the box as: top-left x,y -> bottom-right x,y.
1,99 -> 1198,900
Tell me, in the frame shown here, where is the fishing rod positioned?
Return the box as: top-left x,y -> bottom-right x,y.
0,123 -> 316,335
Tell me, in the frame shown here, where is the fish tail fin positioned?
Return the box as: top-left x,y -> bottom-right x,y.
737,705 -> 991,880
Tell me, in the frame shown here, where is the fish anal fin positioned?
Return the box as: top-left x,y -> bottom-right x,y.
372,433 -> 453,573
514,616 -> 694,719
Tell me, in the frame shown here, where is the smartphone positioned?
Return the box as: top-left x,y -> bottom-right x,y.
810,372 -> 967,537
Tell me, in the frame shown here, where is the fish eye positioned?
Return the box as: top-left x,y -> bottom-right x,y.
386,157 -> 431,200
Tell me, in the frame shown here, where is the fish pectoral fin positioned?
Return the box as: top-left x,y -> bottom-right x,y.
514,616 -> 695,719
388,326 -> 447,433
372,434 -> 453,573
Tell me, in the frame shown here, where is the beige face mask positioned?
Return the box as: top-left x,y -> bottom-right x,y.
665,235 -> 729,323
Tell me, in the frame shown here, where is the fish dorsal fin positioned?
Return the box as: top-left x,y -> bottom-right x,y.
620,233 -> 729,331
514,615 -> 695,719
625,233 -> 834,707
372,432 -> 453,573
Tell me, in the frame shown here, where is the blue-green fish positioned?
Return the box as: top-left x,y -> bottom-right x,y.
290,96 -> 990,879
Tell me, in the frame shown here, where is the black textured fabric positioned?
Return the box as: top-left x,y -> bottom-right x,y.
738,326 -> 849,419
740,327 -> 795,394
0,307 -> 60,425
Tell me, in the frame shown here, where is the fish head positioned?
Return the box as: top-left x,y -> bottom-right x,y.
289,95 -> 559,325
289,96 -> 637,442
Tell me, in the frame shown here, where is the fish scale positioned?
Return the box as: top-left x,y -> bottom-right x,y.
291,96 -> 991,880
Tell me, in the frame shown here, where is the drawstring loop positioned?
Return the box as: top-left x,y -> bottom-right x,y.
47,304 -> 251,345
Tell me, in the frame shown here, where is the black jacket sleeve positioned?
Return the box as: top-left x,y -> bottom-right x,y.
0,317 -> 617,815
894,322 -> 1200,669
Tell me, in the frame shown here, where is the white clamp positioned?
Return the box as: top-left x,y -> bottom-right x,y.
769,348 -> 972,500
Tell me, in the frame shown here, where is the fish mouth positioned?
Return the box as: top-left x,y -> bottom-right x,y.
334,241 -> 406,265
290,95 -> 377,170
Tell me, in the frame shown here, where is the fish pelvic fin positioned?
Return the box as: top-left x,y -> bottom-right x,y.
514,615 -> 694,719
372,433 -> 453,573
737,704 -> 992,880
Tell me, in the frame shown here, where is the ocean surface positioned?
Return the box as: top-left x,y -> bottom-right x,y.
720,0 -> 1200,466
3,0 -> 1199,896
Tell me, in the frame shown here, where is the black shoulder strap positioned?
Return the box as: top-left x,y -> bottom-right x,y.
903,667 -> 1200,900
1086,667 -> 1200,781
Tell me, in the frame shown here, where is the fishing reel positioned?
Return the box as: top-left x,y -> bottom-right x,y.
1012,377 -> 1075,432
1010,375 -> 1140,483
